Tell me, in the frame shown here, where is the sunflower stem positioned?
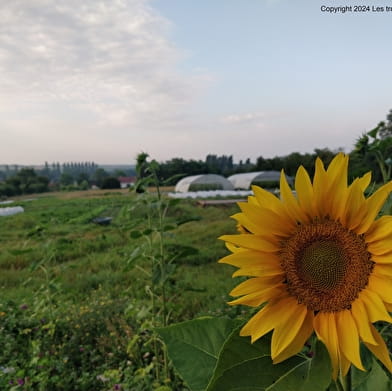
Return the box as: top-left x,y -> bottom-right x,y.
337,368 -> 352,391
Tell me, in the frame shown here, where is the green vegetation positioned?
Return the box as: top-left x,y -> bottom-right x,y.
0,191 -> 239,390
0,168 -> 49,197
188,183 -> 223,191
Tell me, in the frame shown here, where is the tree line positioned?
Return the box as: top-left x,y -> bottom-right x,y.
153,109 -> 392,185
1,109 -> 392,197
0,162 -> 132,197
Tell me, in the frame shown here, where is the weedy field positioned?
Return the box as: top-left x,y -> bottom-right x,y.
0,190 -> 242,390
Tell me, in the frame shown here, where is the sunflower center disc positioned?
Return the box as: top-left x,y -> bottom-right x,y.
280,219 -> 374,312
300,240 -> 347,290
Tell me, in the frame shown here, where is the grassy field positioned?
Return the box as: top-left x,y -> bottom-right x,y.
0,189 -> 241,390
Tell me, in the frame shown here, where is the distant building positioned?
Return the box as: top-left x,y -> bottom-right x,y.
228,171 -> 293,190
118,176 -> 136,189
175,174 -> 234,192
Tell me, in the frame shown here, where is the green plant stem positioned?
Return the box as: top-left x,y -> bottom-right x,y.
375,151 -> 390,183
155,177 -> 170,379
146,212 -> 160,382
337,369 -> 351,391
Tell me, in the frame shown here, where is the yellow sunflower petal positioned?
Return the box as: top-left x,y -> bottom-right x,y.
225,242 -> 245,253
327,154 -> 349,220
218,250 -> 282,269
367,237 -> 392,255
364,324 -> 392,372
313,157 -> 328,217
314,312 -> 340,379
295,166 -> 314,216
371,251 -> 392,264
273,310 -> 314,364
247,195 -> 259,206
340,355 -> 351,377
229,276 -> 283,297
357,182 -> 392,234
219,234 -> 279,252
240,295 -> 290,343
326,153 -> 347,182
228,285 -> 285,307
385,302 -> 392,312
373,263 -> 392,277
279,170 -> 307,223
360,289 -> 392,322
336,310 -> 365,371
232,266 -> 284,278
357,171 -> 372,192
351,299 -> 377,345
231,213 -> 261,235
367,274 -> 392,303
341,180 -> 367,230
251,185 -> 289,219
238,202 -> 294,237
271,299 -> 308,358
365,215 -> 392,242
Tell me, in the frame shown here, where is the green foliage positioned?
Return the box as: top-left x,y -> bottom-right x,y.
101,176 -> 121,189
0,188 -> 240,390
159,318 -> 334,391
157,318 -> 241,391
189,183 -> 223,191
350,109 -> 392,183
256,149 -> 337,177
0,168 -> 49,196
0,295 -> 182,390
92,168 -> 109,188
349,345 -> 391,391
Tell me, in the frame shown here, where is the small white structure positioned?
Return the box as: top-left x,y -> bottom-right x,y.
118,176 -> 136,189
228,171 -> 292,190
0,206 -> 24,217
175,174 -> 234,193
168,190 -> 252,199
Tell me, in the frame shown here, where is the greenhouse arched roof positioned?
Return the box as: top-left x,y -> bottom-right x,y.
175,174 -> 234,192
228,171 -> 292,190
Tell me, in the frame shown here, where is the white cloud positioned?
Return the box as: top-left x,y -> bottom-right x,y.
0,0 -> 209,163
221,112 -> 264,127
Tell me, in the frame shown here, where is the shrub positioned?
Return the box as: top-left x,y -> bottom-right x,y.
101,177 -> 121,189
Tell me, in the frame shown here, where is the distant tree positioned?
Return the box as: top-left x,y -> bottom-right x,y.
101,176 -> 121,189
0,168 -> 49,196
77,172 -> 90,185
79,180 -> 89,190
0,183 -> 16,197
255,156 -> 272,171
114,169 -> 127,177
205,154 -> 234,175
92,168 -> 109,188
60,172 -> 74,187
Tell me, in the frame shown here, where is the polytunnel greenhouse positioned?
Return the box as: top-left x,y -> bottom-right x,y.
228,171 -> 293,190
175,174 -> 234,192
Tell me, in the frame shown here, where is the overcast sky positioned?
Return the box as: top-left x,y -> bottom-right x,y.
1,0 -> 391,165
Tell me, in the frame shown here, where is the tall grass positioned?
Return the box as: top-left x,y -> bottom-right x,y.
0,190 -> 239,389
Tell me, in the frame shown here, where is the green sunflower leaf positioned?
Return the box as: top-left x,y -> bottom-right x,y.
351,353 -> 391,391
207,329 -> 332,391
157,317 -> 241,391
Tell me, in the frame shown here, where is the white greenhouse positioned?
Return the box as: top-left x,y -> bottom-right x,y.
228,171 -> 292,190
175,174 -> 234,192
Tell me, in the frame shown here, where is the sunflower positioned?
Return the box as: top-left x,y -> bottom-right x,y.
219,153 -> 392,378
